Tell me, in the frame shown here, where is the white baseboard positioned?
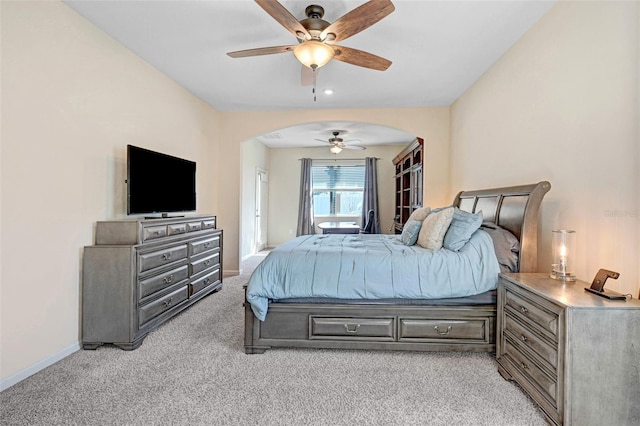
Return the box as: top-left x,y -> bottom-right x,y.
1,341 -> 80,391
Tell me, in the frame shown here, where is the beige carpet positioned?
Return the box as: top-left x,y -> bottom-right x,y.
1,252 -> 545,425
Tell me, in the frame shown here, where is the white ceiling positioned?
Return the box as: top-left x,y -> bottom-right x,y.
63,0 -> 555,148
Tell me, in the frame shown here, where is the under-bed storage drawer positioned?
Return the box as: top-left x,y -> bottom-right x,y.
398,318 -> 489,342
309,316 -> 395,341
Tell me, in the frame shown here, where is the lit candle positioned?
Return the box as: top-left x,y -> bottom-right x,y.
559,244 -> 567,273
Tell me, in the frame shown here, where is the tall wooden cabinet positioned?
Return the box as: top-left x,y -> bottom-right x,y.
82,215 -> 222,350
392,138 -> 424,233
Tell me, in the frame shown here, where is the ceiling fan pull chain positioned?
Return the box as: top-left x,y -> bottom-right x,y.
312,65 -> 317,102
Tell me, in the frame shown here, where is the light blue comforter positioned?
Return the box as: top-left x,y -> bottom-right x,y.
246,231 -> 501,321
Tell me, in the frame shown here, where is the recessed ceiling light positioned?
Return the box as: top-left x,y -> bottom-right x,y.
323,89 -> 334,95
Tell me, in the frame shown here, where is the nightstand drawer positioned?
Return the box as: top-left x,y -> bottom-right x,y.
505,288 -> 559,338
504,339 -> 558,406
504,313 -> 558,370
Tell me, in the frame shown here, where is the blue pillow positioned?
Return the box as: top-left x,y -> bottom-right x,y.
443,208 -> 483,251
400,219 -> 423,246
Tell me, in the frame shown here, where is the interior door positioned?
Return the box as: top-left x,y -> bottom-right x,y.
255,169 -> 268,252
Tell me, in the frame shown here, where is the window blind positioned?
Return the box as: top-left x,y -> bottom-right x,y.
312,165 -> 365,190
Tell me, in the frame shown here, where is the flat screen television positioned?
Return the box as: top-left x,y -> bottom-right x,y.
127,145 -> 196,216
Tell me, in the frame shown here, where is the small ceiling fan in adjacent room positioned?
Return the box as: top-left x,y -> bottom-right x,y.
226,0 -> 395,91
317,131 -> 366,154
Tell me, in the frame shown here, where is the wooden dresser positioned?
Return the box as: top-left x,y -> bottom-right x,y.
82,215 -> 222,350
497,273 -> 640,425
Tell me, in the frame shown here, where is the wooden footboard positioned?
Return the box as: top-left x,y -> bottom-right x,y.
244,288 -> 496,354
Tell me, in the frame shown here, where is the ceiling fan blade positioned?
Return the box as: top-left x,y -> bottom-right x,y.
333,45 -> 392,71
255,0 -> 310,41
314,139 -> 332,144
321,0 -> 395,43
301,65 -> 315,86
343,145 -> 366,151
227,45 -> 294,58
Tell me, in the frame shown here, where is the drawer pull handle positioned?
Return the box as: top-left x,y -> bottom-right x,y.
520,306 -> 528,314
520,362 -> 528,370
344,324 -> 360,333
203,242 -> 211,248
163,275 -> 174,284
163,298 -> 173,308
204,260 -> 211,266
520,335 -> 527,342
162,253 -> 172,261
434,325 -> 452,335
154,230 -> 161,235
204,278 -> 210,285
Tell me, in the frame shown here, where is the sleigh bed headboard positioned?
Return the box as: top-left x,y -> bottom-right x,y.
452,181 -> 551,273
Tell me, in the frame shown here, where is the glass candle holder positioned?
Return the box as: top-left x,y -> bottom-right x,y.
550,230 -> 576,281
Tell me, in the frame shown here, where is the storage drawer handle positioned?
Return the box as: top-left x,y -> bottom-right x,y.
520,335 -> 527,342
163,298 -> 173,308
162,253 -> 172,261
434,325 -> 452,335
204,260 -> 211,266
203,278 -> 210,285
344,324 -> 360,333
163,275 -> 174,284
520,306 -> 528,314
520,362 -> 528,370
203,242 -> 211,248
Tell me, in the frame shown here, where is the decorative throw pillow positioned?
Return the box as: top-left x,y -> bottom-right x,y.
480,222 -> 520,273
400,219 -> 423,246
406,207 -> 431,224
443,208 -> 483,251
416,207 -> 454,250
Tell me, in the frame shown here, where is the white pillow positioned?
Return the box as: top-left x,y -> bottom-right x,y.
406,207 -> 431,224
416,207 -> 454,250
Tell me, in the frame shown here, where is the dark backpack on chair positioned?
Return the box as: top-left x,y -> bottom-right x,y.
360,209 -> 375,234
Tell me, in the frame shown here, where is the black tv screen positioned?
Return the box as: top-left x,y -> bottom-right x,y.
127,145 -> 196,215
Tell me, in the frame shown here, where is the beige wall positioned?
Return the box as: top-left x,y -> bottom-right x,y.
451,1 -> 639,297
1,1 -> 221,386
221,108 -> 451,272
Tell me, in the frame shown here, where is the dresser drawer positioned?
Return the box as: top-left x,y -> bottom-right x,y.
505,288 -> 559,338
138,244 -> 188,273
138,285 -> 188,327
189,267 -> 221,296
167,223 -> 187,236
504,313 -> 558,371
503,339 -> 558,407
189,235 -> 221,256
309,317 -> 395,340
139,265 -> 189,300
186,221 -> 202,232
202,218 -> 216,229
399,318 -> 488,342
143,225 -> 167,241
190,251 -> 220,276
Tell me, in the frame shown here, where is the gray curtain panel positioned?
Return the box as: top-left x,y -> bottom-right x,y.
362,157 -> 380,234
296,158 -> 315,236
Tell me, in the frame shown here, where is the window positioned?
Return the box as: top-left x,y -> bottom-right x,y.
312,162 -> 365,216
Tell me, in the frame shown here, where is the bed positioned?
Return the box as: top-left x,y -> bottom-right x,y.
244,181 -> 551,354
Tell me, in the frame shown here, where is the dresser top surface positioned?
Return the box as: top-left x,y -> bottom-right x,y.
500,273 -> 640,309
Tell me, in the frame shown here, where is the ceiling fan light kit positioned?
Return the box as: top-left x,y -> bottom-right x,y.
293,40 -> 335,69
329,145 -> 343,154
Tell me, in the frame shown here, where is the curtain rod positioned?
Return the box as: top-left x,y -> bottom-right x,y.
298,157 -> 380,161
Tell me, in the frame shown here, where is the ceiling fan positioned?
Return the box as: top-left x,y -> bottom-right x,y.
316,131 -> 366,154
227,0 -> 395,82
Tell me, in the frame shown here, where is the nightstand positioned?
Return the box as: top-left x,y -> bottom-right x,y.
497,273 -> 640,425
